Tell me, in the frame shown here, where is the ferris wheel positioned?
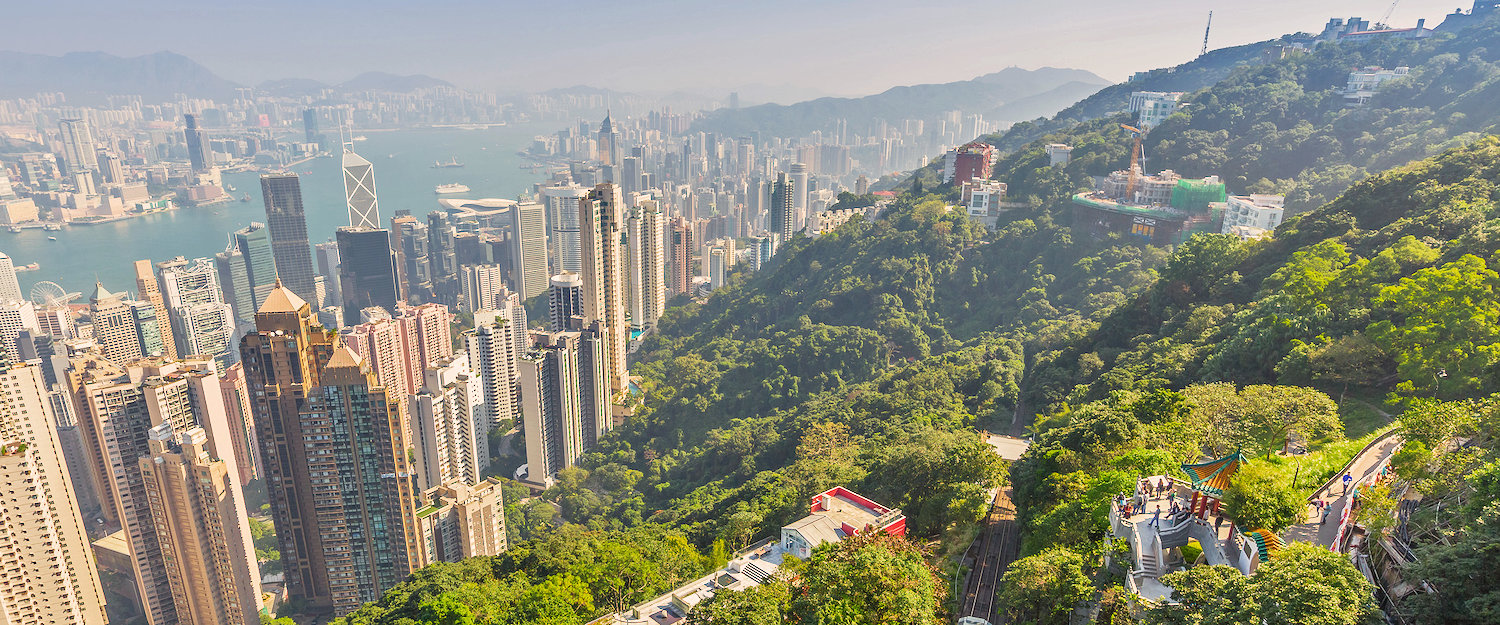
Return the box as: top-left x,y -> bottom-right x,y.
30,281 -> 82,308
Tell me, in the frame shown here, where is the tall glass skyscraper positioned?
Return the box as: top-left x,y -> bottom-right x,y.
260,174 -> 318,305
335,227 -> 400,326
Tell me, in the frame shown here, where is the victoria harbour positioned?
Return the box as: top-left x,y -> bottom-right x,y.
2,123 -> 551,296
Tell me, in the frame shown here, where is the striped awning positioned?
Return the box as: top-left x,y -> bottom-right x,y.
1242,528 -> 1284,561
1181,450 -> 1247,497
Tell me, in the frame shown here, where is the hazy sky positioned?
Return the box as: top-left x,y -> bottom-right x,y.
6,0 -> 1466,98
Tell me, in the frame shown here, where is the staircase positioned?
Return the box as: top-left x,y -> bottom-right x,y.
1139,552 -> 1160,576
741,561 -> 773,584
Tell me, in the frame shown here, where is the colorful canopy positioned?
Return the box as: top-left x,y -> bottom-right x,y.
1242,528 -> 1284,561
1180,450 -> 1248,497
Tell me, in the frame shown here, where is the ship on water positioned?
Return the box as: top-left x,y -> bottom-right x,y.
435,183 -> 471,194
432,157 -> 465,168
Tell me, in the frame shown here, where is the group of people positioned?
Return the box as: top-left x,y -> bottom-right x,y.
1116,477 -> 1185,529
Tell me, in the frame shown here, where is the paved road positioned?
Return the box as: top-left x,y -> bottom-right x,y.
1284,433 -> 1404,548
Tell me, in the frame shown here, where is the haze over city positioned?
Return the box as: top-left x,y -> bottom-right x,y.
2,0 -> 1466,99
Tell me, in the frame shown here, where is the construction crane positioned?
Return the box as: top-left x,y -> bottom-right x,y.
1201,11 -> 1213,57
1121,124 -> 1145,202
1378,0 -> 1400,28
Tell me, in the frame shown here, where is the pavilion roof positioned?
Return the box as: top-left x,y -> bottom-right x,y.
1181,450 -> 1247,497
1241,528 -> 1284,561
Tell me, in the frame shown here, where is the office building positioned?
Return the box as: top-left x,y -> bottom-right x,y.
315,239 -> 342,307
627,200 -> 666,332
410,354 -> 487,491
0,251 -> 22,302
241,282 -> 416,617
229,223 -> 280,321
541,185 -> 589,275
0,362 -> 108,625
511,201 -> 549,300
413,480 -> 507,567
392,215 -> 430,303
138,423 -> 261,625
426,212 -> 459,306
184,114 -> 213,173
596,111 -> 620,167
173,302 -> 235,364
579,183 -> 628,392
58,118 -> 98,176
134,260 -> 179,360
548,273 -> 584,332
336,226 -> 401,326
343,149 -> 380,229
669,216 -> 694,296
260,174 -> 318,304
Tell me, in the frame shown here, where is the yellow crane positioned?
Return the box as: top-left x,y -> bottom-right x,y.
1120,124 -> 1145,201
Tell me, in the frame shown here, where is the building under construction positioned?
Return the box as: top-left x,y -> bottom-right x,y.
1072,169 -> 1226,244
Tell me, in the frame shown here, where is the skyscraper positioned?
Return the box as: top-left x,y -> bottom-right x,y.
518,332 -> 583,481
579,183 -> 628,392
770,172 -> 796,243
241,282 -> 416,617
0,362 -> 108,625
89,282 -> 147,366
0,299 -> 39,363
184,114 -> 213,173
260,174 -> 318,304
392,215 -> 430,303
426,212 -> 459,306
342,150 -> 380,229
231,222 -> 280,318
138,423 -> 262,625
217,362 -> 259,485
789,162 -> 810,231
548,272 -> 584,332
511,201 -> 549,300
315,238 -> 343,307
0,251 -> 23,302
628,200 -> 666,332
541,185 -> 589,275
135,259 -> 180,360
336,227 -> 401,325
159,257 -> 235,363
464,317 -> 519,430
58,118 -> 98,176
596,111 -> 620,167
669,216 -> 694,296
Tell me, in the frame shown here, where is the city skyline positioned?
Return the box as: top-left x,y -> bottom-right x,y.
0,0 -> 1462,99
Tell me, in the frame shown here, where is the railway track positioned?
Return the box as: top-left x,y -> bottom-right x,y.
958,485 -> 1019,624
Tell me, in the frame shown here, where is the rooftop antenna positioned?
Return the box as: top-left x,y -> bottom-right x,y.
1201,11 -> 1213,57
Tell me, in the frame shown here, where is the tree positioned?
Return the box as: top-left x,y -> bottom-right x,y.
997,547 -> 1093,625
689,580 -> 793,624
790,533 -> 945,625
1397,398 -> 1475,448
1237,385 -> 1341,456
1223,462 -> 1302,533
1144,564 -> 1259,625
1146,544 -> 1375,625
1369,254 -> 1500,396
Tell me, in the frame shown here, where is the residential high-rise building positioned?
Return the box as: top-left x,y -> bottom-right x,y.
134,259 -> 180,360
260,174 -> 318,304
770,172 -> 796,243
518,332 -> 583,482
412,480 -> 507,567
392,215 -> 429,303
336,227 -> 401,326
709,247 -> 727,290
58,118 -> 98,176
573,323 -> 610,451
669,216 -> 694,296
790,162 -> 810,232
138,423 -> 262,625
184,114 -> 212,173
511,201 -> 549,300
0,362 -> 108,625
410,354 -> 487,491
579,183 -> 628,392
541,185 -> 589,275
342,149 -> 380,229
0,299 -> 39,363
241,282 -> 416,618
0,251 -> 23,302
217,362 -> 259,485
627,200 -> 666,332
459,264 -> 507,313
89,282 -> 145,366
464,316 -> 519,430
548,272 -> 584,332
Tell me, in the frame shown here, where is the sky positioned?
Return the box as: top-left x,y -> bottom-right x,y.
5,0 -> 1468,100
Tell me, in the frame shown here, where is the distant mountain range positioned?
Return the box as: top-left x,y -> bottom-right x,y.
0,51 -> 454,103
690,67 -> 1112,137
0,51 -> 242,103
